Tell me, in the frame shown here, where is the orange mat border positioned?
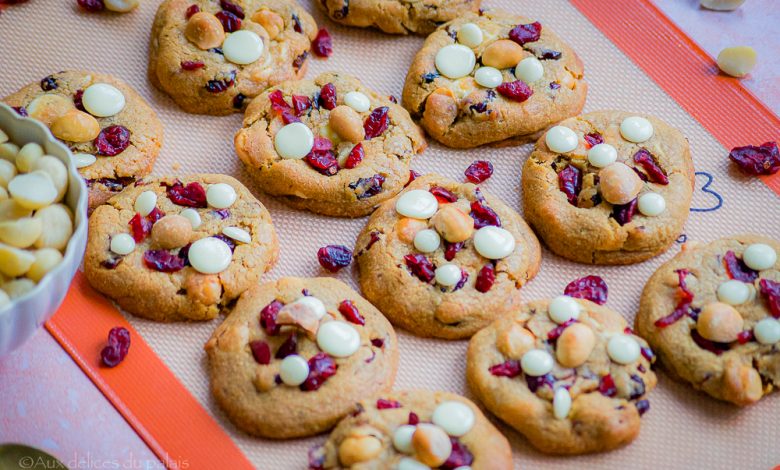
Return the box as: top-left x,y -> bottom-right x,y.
42,1 -> 780,469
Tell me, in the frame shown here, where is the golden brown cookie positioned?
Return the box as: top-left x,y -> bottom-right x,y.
635,234 -> 780,406
206,277 -> 398,438
402,9 -> 586,148
308,389 -> 512,469
2,71 -> 163,210
84,174 -> 278,321
522,110 -> 694,265
148,0 -> 317,115
235,71 -> 426,217
467,298 -> 657,454
355,173 -> 541,339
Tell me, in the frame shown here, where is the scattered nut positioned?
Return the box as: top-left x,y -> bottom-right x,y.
411,423 -> 452,467
328,105 -> 364,144
717,46 -> 757,78
430,204 -> 474,243
497,324 -> 536,359
556,322 -> 596,368
696,302 -> 744,342
27,94 -> 75,127
395,217 -> 428,244
184,273 -> 223,306
723,359 -> 763,405
50,109 -> 101,143
251,9 -> 284,40
276,301 -> 321,336
481,39 -> 526,69
151,214 -> 192,249
338,435 -> 383,466
598,162 -> 643,205
185,12 -> 226,50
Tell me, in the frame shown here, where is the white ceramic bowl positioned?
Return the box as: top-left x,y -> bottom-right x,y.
0,103 -> 88,356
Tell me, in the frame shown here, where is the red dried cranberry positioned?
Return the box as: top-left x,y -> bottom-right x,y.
558,165 -> 582,206
249,340 -> 271,365
95,125 -> 131,156
40,75 -> 58,91
318,83 -> 337,110
317,245 -> 352,272
628,375 -> 646,400
292,13 -> 303,33
215,10 -> 241,32
470,200 -> 501,228
406,170 -> 421,187
635,399 -> 650,416
291,94 -> 312,116
737,330 -> 754,344
101,327 -> 130,368
185,4 -> 199,18
11,106 -> 28,116
268,89 -> 292,114
760,279 -> 780,318
453,269 -> 469,291
655,269 -> 695,327
729,141 -> 779,175
181,60 -> 205,70
371,338 -> 384,348
349,174 -> 386,199
464,160 -> 493,184
281,110 -> 301,124
475,264 -> 496,293
363,107 -> 389,139
232,93 -> 247,109
496,80 -> 533,102
300,352 -> 337,391
612,198 -> 638,226
564,275 -> 608,305
633,149 -> 669,185
343,143 -> 364,169
73,90 -> 85,111
311,28 -> 333,57
143,249 -> 186,272
526,373 -> 554,393
205,72 -> 235,93
641,346 -> 655,362
308,445 -> 326,470
404,254 -> 435,283
306,140 -> 339,176
338,300 -> 365,325
444,241 -> 464,261
293,51 -> 309,71
440,438 -> 474,470
508,21 -> 542,45
408,412 -> 419,425
165,180 -> 207,207
429,186 -> 458,203
376,398 -> 402,409
78,0 -> 104,12
598,374 -> 617,397
488,360 -> 521,377
128,213 -> 152,242
584,132 -> 604,148
100,257 -> 122,269
275,333 -> 298,359
547,318 -> 576,341
260,300 -> 283,336
219,0 -> 244,18
691,330 -> 729,355
723,250 -> 758,282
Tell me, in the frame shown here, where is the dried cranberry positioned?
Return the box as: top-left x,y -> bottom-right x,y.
547,318 -> 576,341
343,143 -> 364,169
308,445 -> 326,470
250,340 -> 271,364
128,213 -> 152,242
444,241 -> 464,261
612,198 -> 638,226
143,249 -> 186,272
165,180 -> 207,207
212,234 -> 236,253
388,95 -> 398,103
280,110 -> 300,124
464,160 -> 493,184
723,250 -> 758,282
371,338 -> 384,348
291,95 -> 312,116
40,75 -> 58,91
729,141 -> 779,175
232,93 -> 246,109
440,438 -> 474,470
317,245 -> 352,272
404,254 -> 435,283
300,352 -> 337,391
376,398 -> 401,409
292,13 -> 303,33
185,4 -> 199,18
558,165 -> 581,206
211,209 -> 230,220
635,399 -> 650,416
535,48 -> 562,60
311,28 -> 333,57
691,330 -> 729,355
655,269 -> 695,328
641,347 -> 655,362
219,0 -> 244,18
759,279 -> 780,318
366,231 -> 381,251
305,139 -> 339,175
100,257 -> 122,269
363,107 -> 389,139
215,10 -> 241,32
260,300 -> 283,336
584,132 -> 603,148
489,360 -> 521,377
338,300 -> 365,325
293,51 -> 309,71
406,170 -> 420,187
429,186 -> 458,203
11,106 -> 27,117
205,73 -> 235,93
95,125 -> 130,156
564,275 -> 608,305
633,149 -> 669,184
737,330 -> 754,344
318,83 -> 337,110
181,60 -> 205,70
453,269 -> 469,291
628,375 -> 646,400
598,374 -> 617,397
470,200 -> 501,228
496,80 -> 533,102
475,264 -> 496,293
275,333 -> 298,359
78,0 -> 104,12
408,412 -> 419,425
73,90 -> 85,111
421,72 -> 439,83
526,373 -> 555,393
268,89 -> 292,115
101,327 -> 130,367
349,174 -> 385,199
508,21 -> 542,45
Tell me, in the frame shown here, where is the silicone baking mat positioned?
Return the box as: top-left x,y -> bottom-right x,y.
2,0 -> 779,468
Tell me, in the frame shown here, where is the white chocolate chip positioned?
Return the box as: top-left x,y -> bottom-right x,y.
33,204 -> 73,250
134,190 -> 158,217
637,192 -> 666,217
457,23 -> 483,47
587,143 -> 617,168
413,229 -> 441,253
8,171 -> 57,210
435,44 -> 476,79
514,57 -> 544,83
717,280 -> 751,305
619,116 -> 654,143
3,278 -> 35,299
82,83 -> 126,117
293,296 -> 327,320
0,243 -> 36,277
206,183 -> 237,209
0,217 -> 43,248
104,0 -> 139,12
548,296 -> 581,324
395,189 -> 438,219
110,233 -> 136,255
33,156 -> 67,202
0,289 -> 8,307
0,129 -> 7,145
474,67 -> 503,88
0,187 -> 7,200
607,334 -> 641,365
179,208 -> 202,229
434,263 -> 462,287
545,126 -> 578,153
553,387 -> 572,419
473,226 -> 515,259
73,152 -> 97,169
0,199 -> 32,220
222,226 -> 251,244
701,0 -> 745,10
16,142 -> 44,172
344,91 -> 371,113
223,30 -> 264,65
0,159 -> 17,187
393,425 -> 416,454
188,237 -> 232,274
742,243 -> 777,271
0,143 -> 20,162
717,46 -> 756,78
396,457 -> 429,470
274,122 -> 314,159
754,318 -> 780,345
432,401 -> 474,436
521,349 -> 554,376
316,321 -> 361,358
27,248 -> 63,282
279,354 -> 309,386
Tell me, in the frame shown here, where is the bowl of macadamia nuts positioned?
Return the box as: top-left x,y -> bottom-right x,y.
0,103 -> 88,356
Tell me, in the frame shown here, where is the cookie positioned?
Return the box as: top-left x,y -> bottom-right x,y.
401,9 -> 586,148
522,110 -> 694,265
308,389 -> 512,469
316,0 -> 481,35
84,174 -> 278,322
2,70 -> 163,210
148,0 -> 317,115
355,173 -> 541,339
235,71 -> 427,217
467,297 -> 657,454
635,234 -> 780,406
205,276 -> 398,438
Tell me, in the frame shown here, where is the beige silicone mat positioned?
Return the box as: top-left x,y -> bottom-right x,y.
2,0 -> 779,468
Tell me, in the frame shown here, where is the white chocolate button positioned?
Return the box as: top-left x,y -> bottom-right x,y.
434,44 -> 476,79
279,354 -> 309,386
742,243 -> 777,271
637,192 -> 666,217
179,208 -> 202,229
432,401 -> 474,437
0,160 -> 17,187
27,248 -> 63,282
274,122 -> 314,159
316,321 -> 361,358
32,204 -> 72,250
104,0 -> 139,12
453,467 -> 472,470
188,237 -> 232,274
717,46 -> 756,78
754,318 -> 780,345
587,143 -> 617,168
457,23 -> 483,47
7,171 -> 57,210
16,142 -> 43,172
73,152 -> 97,169
521,349 -> 554,376
515,57 -> 544,83
434,264 -> 462,287
395,189 -> 438,219
545,126 -> 578,153
607,334 -> 641,365
110,233 -> 136,255
473,226 -> 515,259
206,183 -> 237,209
222,226 -> 251,244
0,143 -> 19,162
414,229 -> 441,253
344,91 -> 371,113
134,190 -> 157,217
548,296 -> 581,324
717,280 -> 751,305
82,83 -> 126,117
553,387 -> 572,420
474,67 -> 503,88
293,295 -> 327,320
397,458 -> 429,470
619,116 -> 654,143
393,425 -> 416,454
223,30 -> 264,65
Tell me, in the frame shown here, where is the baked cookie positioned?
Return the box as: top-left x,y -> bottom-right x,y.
84,174 -> 278,321
235,71 -> 426,217
467,297 -> 657,454
206,277 -> 398,438
3,71 -> 163,209
308,389 -> 512,469
316,0 -> 481,35
149,0 -> 317,115
636,234 -> 780,406
355,174 -> 541,339
522,110 -> 694,265
402,9 -> 586,148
